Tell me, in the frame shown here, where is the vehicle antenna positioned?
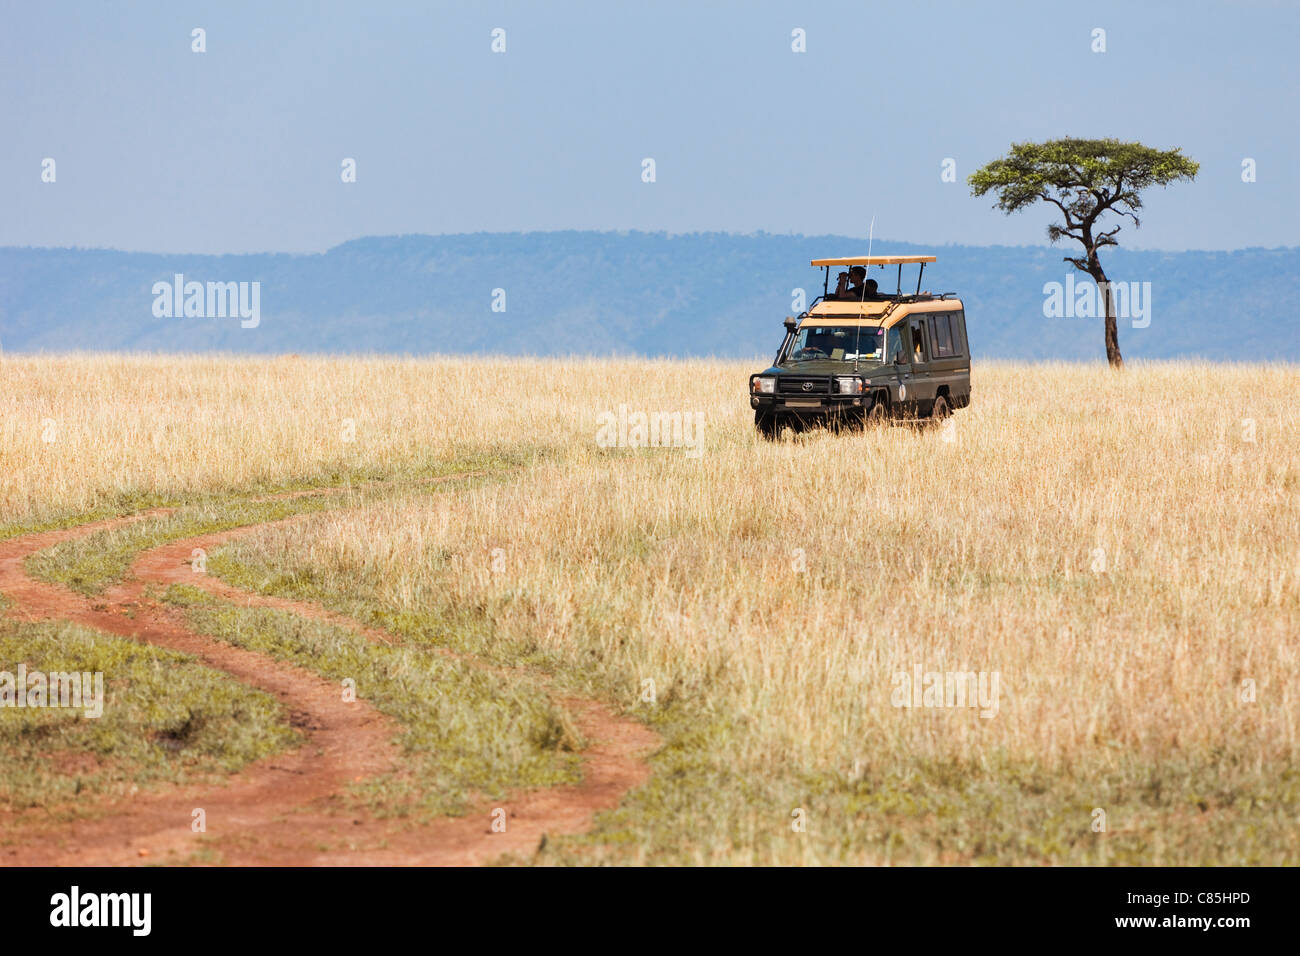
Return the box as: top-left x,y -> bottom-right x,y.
853,215 -> 874,372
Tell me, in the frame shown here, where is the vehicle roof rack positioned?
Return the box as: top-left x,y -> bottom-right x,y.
810,255 -> 936,267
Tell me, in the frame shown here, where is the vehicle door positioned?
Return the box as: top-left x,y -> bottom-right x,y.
884,326 -> 911,410
924,310 -> 970,405
906,317 -> 935,414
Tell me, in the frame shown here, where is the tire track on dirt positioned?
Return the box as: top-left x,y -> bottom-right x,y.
0,482 -> 659,865
121,522 -> 661,865
0,510 -> 400,866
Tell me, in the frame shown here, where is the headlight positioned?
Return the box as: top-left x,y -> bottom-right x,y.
835,376 -> 864,394
752,377 -> 775,394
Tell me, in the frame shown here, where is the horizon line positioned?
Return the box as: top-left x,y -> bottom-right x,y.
2,230 -> 1295,259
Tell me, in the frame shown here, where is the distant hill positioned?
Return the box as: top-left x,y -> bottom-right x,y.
1,232 -> 1295,360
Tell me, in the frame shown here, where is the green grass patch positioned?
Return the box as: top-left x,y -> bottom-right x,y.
23,454 -> 527,597
28,492 -> 359,597
540,708 -> 1300,865
210,550 -> 512,660
1,444 -> 550,546
0,489 -> 177,544
0,618 -> 298,816
162,584 -> 581,818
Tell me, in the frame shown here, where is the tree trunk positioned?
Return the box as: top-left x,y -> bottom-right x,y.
1091,265 -> 1124,368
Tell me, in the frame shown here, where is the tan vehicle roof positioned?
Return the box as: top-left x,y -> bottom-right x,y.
810,255 -> 936,267
804,297 -> 964,329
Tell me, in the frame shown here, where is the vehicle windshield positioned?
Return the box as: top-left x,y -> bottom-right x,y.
787,325 -> 883,364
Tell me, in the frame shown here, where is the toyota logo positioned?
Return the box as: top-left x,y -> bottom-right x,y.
801,381 -> 814,392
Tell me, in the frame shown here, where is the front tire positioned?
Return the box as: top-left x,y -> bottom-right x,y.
755,411 -> 780,440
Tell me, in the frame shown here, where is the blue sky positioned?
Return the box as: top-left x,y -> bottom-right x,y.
3,0 -> 1296,254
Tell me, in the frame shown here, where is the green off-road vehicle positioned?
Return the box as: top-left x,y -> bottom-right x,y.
749,254 -> 971,439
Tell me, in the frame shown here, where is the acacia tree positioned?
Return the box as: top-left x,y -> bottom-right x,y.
969,138 -> 1198,367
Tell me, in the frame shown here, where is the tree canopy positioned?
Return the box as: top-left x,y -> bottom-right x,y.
970,138 -> 1198,253
969,138 -> 1199,365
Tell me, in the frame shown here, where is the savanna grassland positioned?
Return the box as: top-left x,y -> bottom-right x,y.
2,354 -> 1298,864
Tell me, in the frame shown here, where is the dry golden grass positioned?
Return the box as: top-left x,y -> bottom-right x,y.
5,354 -> 1299,863
225,361 -> 1300,758
0,353 -> 685,524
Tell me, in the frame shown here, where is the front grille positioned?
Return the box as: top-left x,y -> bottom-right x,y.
778,376 -> 831,395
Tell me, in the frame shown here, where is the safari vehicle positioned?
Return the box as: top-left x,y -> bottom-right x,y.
749,254 -> 970,439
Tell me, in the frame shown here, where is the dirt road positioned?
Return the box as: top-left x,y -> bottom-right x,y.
0,487 -> 658,865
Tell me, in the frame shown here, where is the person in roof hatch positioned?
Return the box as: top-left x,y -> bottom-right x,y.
844,266 -> 869,298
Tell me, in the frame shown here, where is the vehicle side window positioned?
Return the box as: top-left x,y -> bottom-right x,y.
932,313 -> 955,357
886,328 -> 904,364
950,310 -> 968,356
908,319 -> 928,364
